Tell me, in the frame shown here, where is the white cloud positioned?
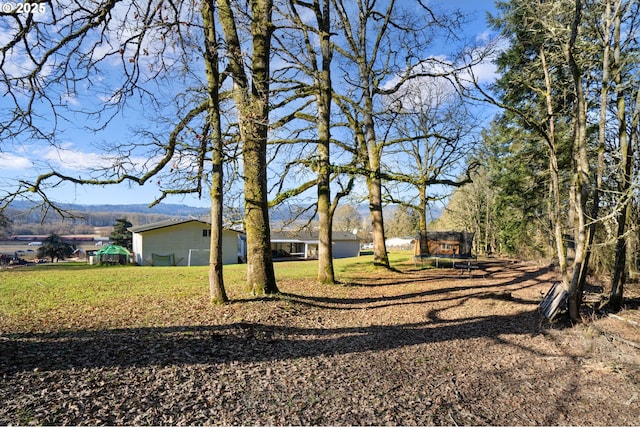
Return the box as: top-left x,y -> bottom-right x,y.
38,143 -> 157,178
469,59 -> 498,84
61,92 -> 81,106
0,153 -> 32,170
476,30 -> 494,44
41,144 -> 114,171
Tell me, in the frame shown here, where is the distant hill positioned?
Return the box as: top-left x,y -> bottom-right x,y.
7,200 -> 210,217
3,200 -> 210,235
4,199 -> 442,235
82,203 -> 210,216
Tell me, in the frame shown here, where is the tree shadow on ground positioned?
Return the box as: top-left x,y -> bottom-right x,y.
1,261 -> 558,375
278,260 -> 553,310
1,308 -> 546,375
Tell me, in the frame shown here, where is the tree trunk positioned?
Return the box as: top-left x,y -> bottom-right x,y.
540,47 -> 567,282
316,0 -> 335,284
484,191 -> 491,254
610,2 -> 634,310
566,0 -> 589,321
610,206 -> 630,310
579,0 -> 613,294
242,88 -> 278,295
217,0 -> 278,295
317,127 -> 333,283
202,0 -> 228,303
363,110 -> 389,267
418,189 -> 428,233
367,174 -> 389,267
317,141 -> 334,283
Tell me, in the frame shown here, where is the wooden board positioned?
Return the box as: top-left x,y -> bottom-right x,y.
540,282 -> 568,320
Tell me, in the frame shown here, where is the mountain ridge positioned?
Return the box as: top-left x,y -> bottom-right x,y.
8,200 -> 210,217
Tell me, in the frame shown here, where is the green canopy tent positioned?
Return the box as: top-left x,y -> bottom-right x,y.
96,244 -> 131,265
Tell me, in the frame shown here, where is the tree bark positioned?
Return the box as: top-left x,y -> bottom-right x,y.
579,0 -> 614,295
315,0 -> 335,284
540,46 -> 567,285
218,0 -> 278,295
363,94 -> 389,268
367,174 -> 389,267
610,1 -> 634,310
418,190 -> 428,233
566,0 -> 589,322
202,0 -> 228,304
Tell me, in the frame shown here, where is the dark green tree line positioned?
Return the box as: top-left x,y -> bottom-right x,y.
456,0 -> 640,319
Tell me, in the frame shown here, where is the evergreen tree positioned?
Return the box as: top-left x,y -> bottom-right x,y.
0,213 -> 10,236
37,234 -> 73,263
110,218 -> 133,249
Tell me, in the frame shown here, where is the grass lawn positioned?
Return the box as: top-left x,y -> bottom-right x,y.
0,251 -> 416,332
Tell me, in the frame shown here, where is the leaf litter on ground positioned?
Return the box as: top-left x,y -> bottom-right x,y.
1,258 -> 639,425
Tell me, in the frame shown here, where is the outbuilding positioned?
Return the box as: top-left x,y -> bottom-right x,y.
129,218 -> 243,266
270,230 -> 360,259
414,230 -> 475,258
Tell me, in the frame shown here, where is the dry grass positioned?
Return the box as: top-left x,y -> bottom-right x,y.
1,257 -> 639,425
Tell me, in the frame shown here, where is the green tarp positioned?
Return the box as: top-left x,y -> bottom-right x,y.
96,245 -> 130,256
96,245 -> 130,264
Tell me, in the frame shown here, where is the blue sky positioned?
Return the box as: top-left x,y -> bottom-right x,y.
0,0 -> 499,210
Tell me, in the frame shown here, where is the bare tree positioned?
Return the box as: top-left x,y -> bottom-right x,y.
268,0 -> 361,284
202,0 -> 227,303
331,0 -> 468,267
0,0 -> 275,298
217,0 -> 278,295
382,78 -> 477,232
332,204 -> 362,233
271,0 -> 337,283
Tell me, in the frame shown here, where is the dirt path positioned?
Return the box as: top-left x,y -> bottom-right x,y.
1,259 -> 639,425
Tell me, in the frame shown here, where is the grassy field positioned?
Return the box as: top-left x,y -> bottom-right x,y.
0,251 -> 418,332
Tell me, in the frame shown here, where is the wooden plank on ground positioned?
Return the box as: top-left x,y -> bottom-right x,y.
540,282 -> 567,320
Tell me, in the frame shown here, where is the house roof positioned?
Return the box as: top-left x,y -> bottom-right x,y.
270,230 -> 359,243
129,220 -> 357,242
129,218 -> 243,234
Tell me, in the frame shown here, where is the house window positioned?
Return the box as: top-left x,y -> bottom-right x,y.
202,229 -> 211,237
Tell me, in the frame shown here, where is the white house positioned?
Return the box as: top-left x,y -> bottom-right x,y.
129,218 -> 243,266
270,230 -> 360,259
385,237 -> 414,250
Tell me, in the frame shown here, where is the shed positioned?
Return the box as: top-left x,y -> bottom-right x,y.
414,230 -> 475,259
129,218 -> 243,266
270,230 -> 360,259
